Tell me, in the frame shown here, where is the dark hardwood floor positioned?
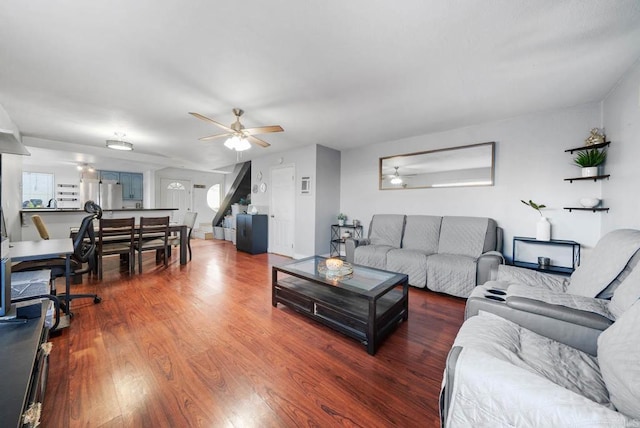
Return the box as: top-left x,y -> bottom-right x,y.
43,239 -> 466,427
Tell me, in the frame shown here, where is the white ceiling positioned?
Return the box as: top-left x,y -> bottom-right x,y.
1,1 -> 639,173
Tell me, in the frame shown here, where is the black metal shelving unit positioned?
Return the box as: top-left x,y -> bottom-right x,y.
330,224 -> 363,259
512,236 -> 580,275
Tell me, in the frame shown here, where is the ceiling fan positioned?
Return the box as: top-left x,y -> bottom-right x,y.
189,108 -> 283,150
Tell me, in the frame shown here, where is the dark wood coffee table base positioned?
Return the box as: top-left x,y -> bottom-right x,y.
272,264 -> 408,355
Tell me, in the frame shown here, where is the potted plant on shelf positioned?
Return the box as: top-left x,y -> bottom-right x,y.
574,148 -> 606,177
337,213 -> 347,226
521,199 -> 550,241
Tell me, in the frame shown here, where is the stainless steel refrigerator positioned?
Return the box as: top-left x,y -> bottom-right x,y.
79,179 -> 123,210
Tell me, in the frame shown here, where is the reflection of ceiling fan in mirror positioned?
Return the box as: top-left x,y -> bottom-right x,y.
388,166 -> 416,184
189,108 -> 284,151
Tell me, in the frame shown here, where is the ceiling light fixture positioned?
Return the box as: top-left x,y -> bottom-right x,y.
390,166 -> 403,185
77,163 -> 95,172
106,133 -> 133,151
224,135 -> 251,152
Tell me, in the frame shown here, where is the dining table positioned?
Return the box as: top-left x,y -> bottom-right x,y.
70,223 -> 189,265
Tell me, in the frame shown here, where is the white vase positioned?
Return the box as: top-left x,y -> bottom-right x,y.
536,217 -> 551,241
581,166 -> 599,177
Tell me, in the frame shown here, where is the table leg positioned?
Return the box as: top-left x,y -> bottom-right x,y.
179,225 -> 187,265
65,254 -> 71,315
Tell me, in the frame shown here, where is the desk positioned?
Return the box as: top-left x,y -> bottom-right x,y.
10,238 -> 74,316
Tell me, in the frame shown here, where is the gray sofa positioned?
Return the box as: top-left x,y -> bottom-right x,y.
440,302 -> 640,427
345,214 -> 503,298
466,228 -> 640,355
440,229 -> 640,426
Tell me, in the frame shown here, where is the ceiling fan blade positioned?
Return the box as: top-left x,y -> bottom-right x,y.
243,125 -> 284,136
247,135 -> 271,148
198,132 -> 232,142
189,112 -> 234,132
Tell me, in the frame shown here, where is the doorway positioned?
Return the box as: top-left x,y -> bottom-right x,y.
269,165 -> 295,257
160,178 -> 192,223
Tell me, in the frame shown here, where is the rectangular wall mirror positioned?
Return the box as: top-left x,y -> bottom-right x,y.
379,142 -> 495,190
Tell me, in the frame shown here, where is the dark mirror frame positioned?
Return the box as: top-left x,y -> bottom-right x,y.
379,141 -> 495,190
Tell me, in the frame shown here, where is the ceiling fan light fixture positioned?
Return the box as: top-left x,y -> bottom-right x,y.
234,137 -> 251,151
224,135 -> 251,151
390,166 -> 403,184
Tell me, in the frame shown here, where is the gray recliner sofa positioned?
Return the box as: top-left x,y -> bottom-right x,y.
345,214 -> 503,298
466,228 -> 640,355
440,300 -> 640,427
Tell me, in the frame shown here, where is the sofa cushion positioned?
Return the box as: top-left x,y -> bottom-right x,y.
598,248 -> 640,300
426,253 -> 477,298
386,249 -> 428,288
454,311 -> 611,406
402,215 -> 441,253
597,300 -> 640,419
354,245 -> 394,270
609,265 -> 640,319
567,229 -> 640,298
368,214 -> 405,247
438,216 -> 489,258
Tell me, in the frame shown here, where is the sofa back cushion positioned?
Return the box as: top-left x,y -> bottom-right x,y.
597,299 -> 640,419
368,214 -> 405,248
438,216 -> 492,258
609,262 -> 640,319
403,215 -> 442,253
567,229 -> 640,298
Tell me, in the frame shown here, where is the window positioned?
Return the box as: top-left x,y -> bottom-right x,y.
206,184 -> 221,212
22,172 -> 54,208
167,182 -> 186,191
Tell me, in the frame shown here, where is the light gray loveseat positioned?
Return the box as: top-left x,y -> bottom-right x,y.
345,214 -> 503,298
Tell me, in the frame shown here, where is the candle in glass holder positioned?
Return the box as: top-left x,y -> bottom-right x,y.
325,258 -> 344,271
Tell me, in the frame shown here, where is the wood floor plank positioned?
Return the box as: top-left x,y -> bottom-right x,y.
42,239 -> 465,427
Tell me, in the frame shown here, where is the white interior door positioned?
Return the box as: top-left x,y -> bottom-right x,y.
161,178 -> 192,223
269,165 -> 295,257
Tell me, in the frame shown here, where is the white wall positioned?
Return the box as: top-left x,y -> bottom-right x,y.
602,59 -> 640,233
315,145 -> 341,255
0,103 -> 25,240
341,103 -> 604,260
252,144 -> 322,258
154,167 -> 226,227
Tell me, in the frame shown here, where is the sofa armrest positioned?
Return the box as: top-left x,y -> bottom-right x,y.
466,294 -> 609,355
476,251 -> 505,286
496,264 -> 568,292
506,297 -> 614,331
345,238 -> 370,263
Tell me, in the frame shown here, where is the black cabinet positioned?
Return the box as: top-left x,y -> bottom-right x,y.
0,302 -> 50,428
236,214 -> 268,254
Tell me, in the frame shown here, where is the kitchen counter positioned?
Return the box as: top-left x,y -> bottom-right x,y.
20,208 -> 179,240
21,208 -> 177,213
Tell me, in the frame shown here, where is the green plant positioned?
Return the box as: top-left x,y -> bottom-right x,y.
337,213 -> 347,220
574,149 -> 606,167
521,199 -> 546,216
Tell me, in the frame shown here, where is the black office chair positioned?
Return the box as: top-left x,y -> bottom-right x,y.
13,201 -> 103,314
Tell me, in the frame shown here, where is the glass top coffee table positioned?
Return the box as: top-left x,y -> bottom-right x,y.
272,256 -> 409,355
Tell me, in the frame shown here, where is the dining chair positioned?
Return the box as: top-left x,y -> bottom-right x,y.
97,217 -> 135,280
168,211 -> 197,261
134,216 -> 170,274
31,214 -> 50,239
